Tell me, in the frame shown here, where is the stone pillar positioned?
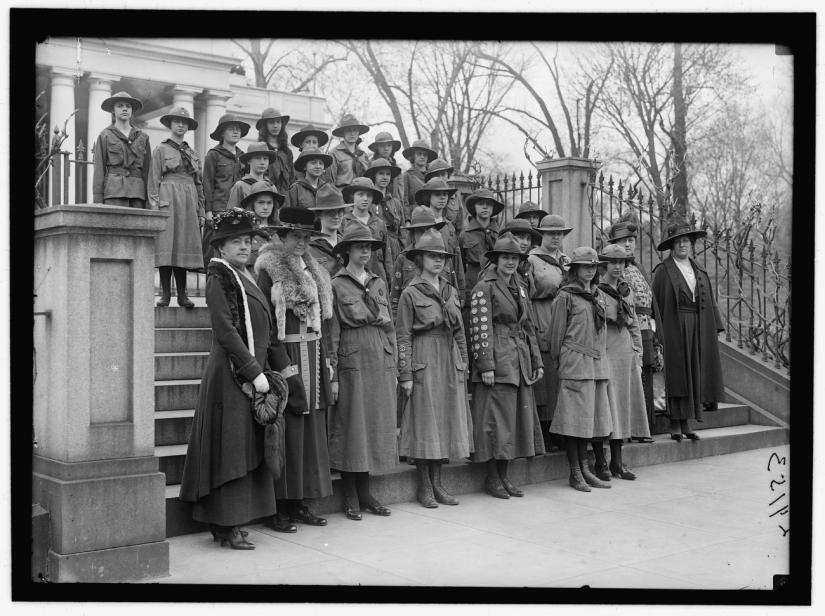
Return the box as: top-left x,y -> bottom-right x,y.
86,73 -> 121,204
33,205 -> 171,582
536,156 -> 599,252
193,100 -> 207,162
203,89 -> 234,156
49,69 -> 78,205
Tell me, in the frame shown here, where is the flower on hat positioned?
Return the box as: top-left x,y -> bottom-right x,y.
211,207 -> 260,232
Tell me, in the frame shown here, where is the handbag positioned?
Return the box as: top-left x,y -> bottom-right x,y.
238,370 -> 289,426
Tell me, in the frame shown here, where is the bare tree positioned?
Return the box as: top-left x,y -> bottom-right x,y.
230,39 -> 348,92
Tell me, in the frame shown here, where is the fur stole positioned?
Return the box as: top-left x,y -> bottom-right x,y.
207,258 -> 254,351
255,241 -> 333,341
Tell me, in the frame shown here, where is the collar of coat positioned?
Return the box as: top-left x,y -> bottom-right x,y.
207,258 -> 255,351
464,217 -> 500,233
334,141 -> 364,157
255,242 -> 333,340
310,233 -> 343,255
105,124 -> 142,143
480,266 -> 526,311
210,144 -> 242,160
333,266 -> 380,288
292,177 -> 326,193
343,210 -> 380,226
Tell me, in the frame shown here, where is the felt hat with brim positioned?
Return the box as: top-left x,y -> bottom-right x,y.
402,139 -> 438,163
101,91 -> 144,113
415,178 -> 458,206
405,228 -> 453,261
607,220 -> 639,243
657,215 -> 707,251
332,114 -> 369,137
240,180 -> 285,209
342,177 -> 384,204
210,113 -> 251,141
363,158 -> 402,182
256,108 -> 290,132
515,201 -> 548,223
210,207 -> 262,246
500,219 -> 543,245
272,207 -> 329,237
402,205 -> 447,231
160,107 -> 198,130
599,243 -> 635,263
537,214 -> 573,235
333,219 -> 386,255
307,184 -> 348,211
368,132 -> 402,154
290,124 -> 329,149
484,232 -> 529,262
239,141 -> 278,164
465,188 -> 504,217
567,246 -> 602,266
294,147 -> 333,172
424,158 -> 455,182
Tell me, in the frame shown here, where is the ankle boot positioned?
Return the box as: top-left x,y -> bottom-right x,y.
429,461 -> 459,505
215,525 -> 255,550
484,477 -> 510,499
209,523 -> 247,541
593,461 -> 612,482
580,461 -> 612,489
157,267 -> 172,307
416,462 -> 438,508
568,465 -> 591,492
173,267 -> 194,307
341,472 -> 362,520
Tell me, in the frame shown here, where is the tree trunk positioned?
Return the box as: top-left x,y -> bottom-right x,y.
672,43 -> 689,216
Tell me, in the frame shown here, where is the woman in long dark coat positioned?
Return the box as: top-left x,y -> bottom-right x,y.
179,208 -> 276,550
469,232 -> 545,499
652,215 -> 725,441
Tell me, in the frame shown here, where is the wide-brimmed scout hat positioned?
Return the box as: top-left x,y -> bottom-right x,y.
240,180 -> 285,209
342,177 -> 384,204
272,207 -> 328,237
239,141 -> 278,164
484,232 -> 529,262
500,219 -> 542,246
657,214 -> 707,251
362,158 -> 402,182
405,228 -> 453,262
515,201 -> 548,224
402,139 -> 438,163
332,114 -> 369,137
290,124 -> 329,149
333,219 -> 386,255
415,178 -> 458,206
101,91 -> 144,113
294,146 -> 333,172
210,113 -> 251,141
307,184 -> 348,211
160,107 -> 198,130
599,243 -> 635,263
567,246 -> 602,266
256,108 -> 290,132
424,158 -> 455,183
210,208 -> 262,246
537,214 -> 574,235
607,220 -> 639,243
402,205 -> 447,231
464,187 -> 504,217
367,131 -> 402,155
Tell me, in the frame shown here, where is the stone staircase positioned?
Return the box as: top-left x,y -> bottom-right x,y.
155,306 -> 790,538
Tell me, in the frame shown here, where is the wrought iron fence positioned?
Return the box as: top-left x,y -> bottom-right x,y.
36,140 -> 94,207
480,170 -> 542,225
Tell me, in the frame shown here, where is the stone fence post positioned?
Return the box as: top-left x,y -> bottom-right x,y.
536,157 -> 599,252
33,205 -> 170,582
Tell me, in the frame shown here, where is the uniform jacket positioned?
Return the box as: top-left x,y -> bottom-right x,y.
226,175 -> 270,211
652,256 -> 725,399
389,250 -> 454,321
445,194 -> 466,236
264,142 -> 295,195
147,140 -> 205,217
285,177 -> 327,209
600,282 -> 644,365
308,234 -> 344,277
528,249 -> 568,353
434,219 -> 465,302
459,218 -> 500,306
401,168 -> 426,215
93,125 -> 151,202
324,141 -> 370,187
342,211 -> 392,290
395,275 -> 468,382
374,193 -> 405,241
547,282 -> 609,380
369,153 -> 406,203
469,267 -> 542,386
203,145 -> 244,213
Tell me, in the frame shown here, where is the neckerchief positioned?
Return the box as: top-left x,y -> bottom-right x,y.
165,139 -> 198,176
597,280 -> 633,330
560,283 -> 605,331
413,278 -> 460,348
530,251 -> 569,270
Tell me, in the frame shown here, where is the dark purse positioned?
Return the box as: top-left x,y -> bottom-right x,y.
641,329 -> 655,367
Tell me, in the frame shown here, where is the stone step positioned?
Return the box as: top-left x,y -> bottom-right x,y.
157,444 -> 188,486
650,402 -> 750,434
163,424 -> 789,538
155,328 -> 212,354
155,306 -> 210,329
155,352 -> 209,381
154,379 -> 200,412
155,409 -> 195,447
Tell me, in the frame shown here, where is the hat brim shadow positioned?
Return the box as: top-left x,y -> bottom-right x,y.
332,125 -> 370,137
656,229 -> 707,252
240,191 -> 285,209
291,131 -> 329,148
256,116 -> 291,132
101,97 -> 144,113
368,141 -> 402,154
332,239 -> 386,255
240,151 -> 279,164
210,122 -> 252,142
415,188 -> 458,205
363,166 -> 402,181
484,250 -> 529,262
294,154 -> 333,172
160,116 -> 199,131
402,147 -> 438,162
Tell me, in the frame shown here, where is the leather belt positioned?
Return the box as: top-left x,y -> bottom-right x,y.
280,365 -> 299,378
282,331 -> 320,343
563,340 -> 602,359
635,306 -> 652,316
107,167 -> 132,176
494,326 -> 525,340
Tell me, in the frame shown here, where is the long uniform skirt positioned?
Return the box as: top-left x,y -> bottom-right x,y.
532,297 -> 560,422
192,463 -> 276,526
469,379 -> 545,462
666,310 -> 704,421
604,324 -> 651,440
328,325 -> 397,473
399,328 -> 472,459
550,378 -> 613,439
155,173 -> 203,270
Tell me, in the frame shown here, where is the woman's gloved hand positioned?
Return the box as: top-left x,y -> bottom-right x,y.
252,373 -> 270,394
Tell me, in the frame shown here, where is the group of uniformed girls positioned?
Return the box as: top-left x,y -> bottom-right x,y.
95,91 -> 725,551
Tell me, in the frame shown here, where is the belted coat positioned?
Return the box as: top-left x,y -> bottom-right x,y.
547,283 -> 610,380
459,218 -> 500,307
324,141 -> 370,187
285,177 -> 328,209
93,125 -> 152,203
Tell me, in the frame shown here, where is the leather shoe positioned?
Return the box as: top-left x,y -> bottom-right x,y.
593,462 -> 612,482
290,505 -> 327,526
156,295 -> 171,307
610,463 -> 637,480
264,512 -> 297,533
216,526 -> 255,550
362,503 -> 391,516
670,433 -> 683,442
485,477 -> 510,499
682,432 -> 701,441
209,523 -> 247,542
632,436 -> 654,443
177,294 -> 195,308
501,477 -> 524,497
345,508 -> 362,521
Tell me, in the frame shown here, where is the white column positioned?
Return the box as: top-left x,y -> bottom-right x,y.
194,101 -> 207,162
203,90 -> 234,155
49,68 -> 78,204
86,73 -> 120,204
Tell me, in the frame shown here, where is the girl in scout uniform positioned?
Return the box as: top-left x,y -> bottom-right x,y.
514,201 -> 548,229
226,142 -> 277,210
341,177 -> 392,290
401,139 -> 437,219
363,158 -> 405,266
257,108 -> 294,195
469,233 -> 545,499
367,132 -> 405,203
324,114 -> 371,188
291,124 -> 329,181
396,229 -> 472,508
285,147 -> 332,209
240,180 -> 284,274
93,91 -> 151,208
307,184 -> 347,277
425,158 -> 465,236
147,107 -> 205,308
